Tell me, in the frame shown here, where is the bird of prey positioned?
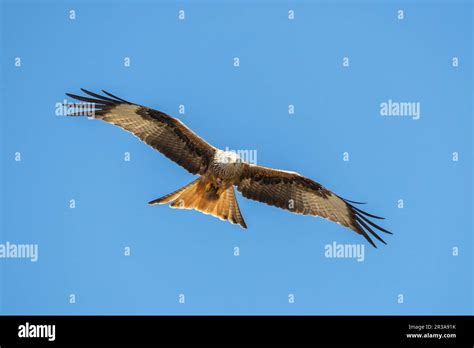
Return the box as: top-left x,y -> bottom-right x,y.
65,89 -> 392,247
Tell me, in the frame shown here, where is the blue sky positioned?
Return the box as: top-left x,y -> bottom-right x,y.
0,0 -> 472,314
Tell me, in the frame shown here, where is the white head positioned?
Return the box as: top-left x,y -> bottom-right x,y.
215,150 -> 242,165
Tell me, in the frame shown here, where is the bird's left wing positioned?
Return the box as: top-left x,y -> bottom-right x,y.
236,164 -> 391,247
65,89 -> 217,175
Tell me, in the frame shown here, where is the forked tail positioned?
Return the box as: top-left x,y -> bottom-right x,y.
148,177 -> 247,229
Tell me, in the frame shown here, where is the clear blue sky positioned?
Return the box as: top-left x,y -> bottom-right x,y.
0,0 -> 472,315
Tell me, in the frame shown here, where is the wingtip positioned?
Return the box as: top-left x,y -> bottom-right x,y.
358,228 -> 377,248
367,238 -> 377,248
80,87 -> 93,95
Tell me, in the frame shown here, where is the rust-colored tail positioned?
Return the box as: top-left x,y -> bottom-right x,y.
148,178 -> 247,229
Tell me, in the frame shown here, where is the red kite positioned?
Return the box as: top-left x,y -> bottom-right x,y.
66,89 -> 391,247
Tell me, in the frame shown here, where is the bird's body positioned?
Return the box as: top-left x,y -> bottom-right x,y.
150,150 -> 246,227
65,89 -> 392,247
209,150 -> 245,181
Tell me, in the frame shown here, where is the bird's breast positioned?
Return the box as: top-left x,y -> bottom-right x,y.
209,159 -> 242,181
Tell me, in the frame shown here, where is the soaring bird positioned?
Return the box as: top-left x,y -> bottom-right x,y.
65,89 -> 391,247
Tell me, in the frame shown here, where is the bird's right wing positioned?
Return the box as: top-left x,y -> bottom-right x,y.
237,163 -> 391,247
65,89 -> 217,175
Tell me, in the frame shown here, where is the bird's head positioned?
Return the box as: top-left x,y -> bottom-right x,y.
215,150 -> 243,166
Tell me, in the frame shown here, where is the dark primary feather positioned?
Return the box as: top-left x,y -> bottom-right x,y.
237,164 -> 391,248
65,89 -> 216,175
101,90 -> 131,103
